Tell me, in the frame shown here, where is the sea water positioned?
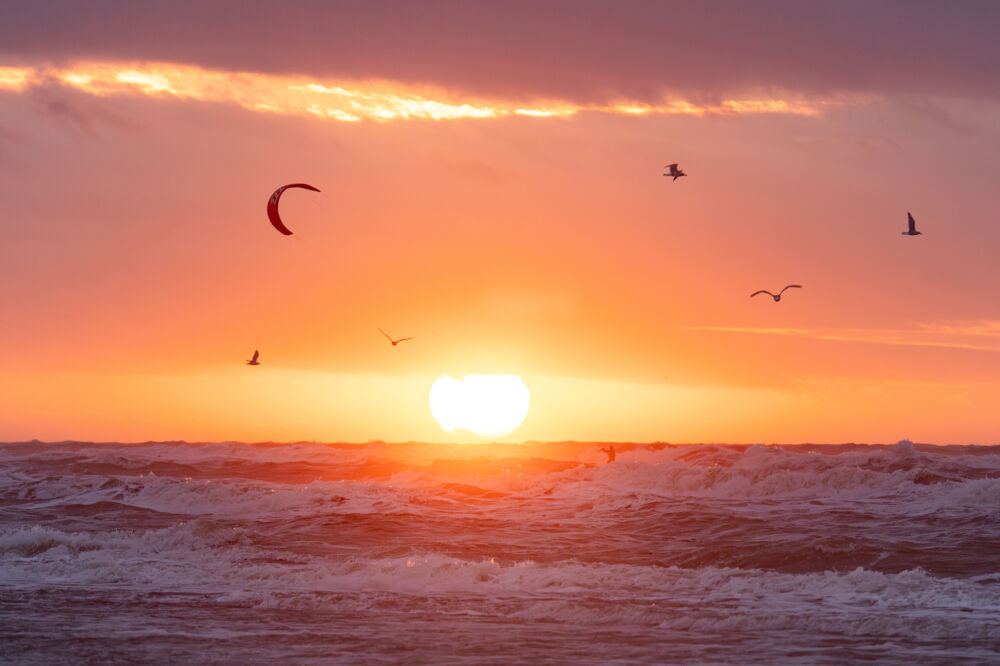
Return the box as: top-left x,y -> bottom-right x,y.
1,440 -> 998,664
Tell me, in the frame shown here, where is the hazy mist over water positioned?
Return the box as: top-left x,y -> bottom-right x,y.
1,439 -> 999,664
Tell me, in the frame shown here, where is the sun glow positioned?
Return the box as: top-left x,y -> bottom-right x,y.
429,375 -> 531,438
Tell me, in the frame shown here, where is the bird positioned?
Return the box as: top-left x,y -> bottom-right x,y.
902,212 -> 922,236
379,328 -> 414,346
246,350 -> 260,366
663,163 -> 687,181
751,285 -> 802,302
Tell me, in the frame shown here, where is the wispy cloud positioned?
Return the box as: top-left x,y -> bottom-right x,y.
0,67 -> 31,91
686,323 -> 1000,353
916,321 -> 1000,338
0,62 -> 858,124
26,85 -> 142,135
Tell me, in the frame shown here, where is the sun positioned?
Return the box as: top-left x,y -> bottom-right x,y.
429,375 -> 531,437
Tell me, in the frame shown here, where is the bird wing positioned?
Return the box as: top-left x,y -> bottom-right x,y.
779,285 -> 803,295
668,163 -> 679,174
907,212 -> 917,232
750,290 -> 773,298
378,328 -> 393,341
396,337 -> 415,343
251,350 -> 259,362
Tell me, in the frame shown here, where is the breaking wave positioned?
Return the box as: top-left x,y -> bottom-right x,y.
2,440 -> 999,663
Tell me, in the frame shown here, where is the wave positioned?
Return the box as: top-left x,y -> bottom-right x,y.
2,441 -> 999,578
1,521 -> 997,644
2,441 -> 999,662
3,440 -> 1000,519
581,442 -> 1000,501
0,470 -> 414,519
0,440 -> 383,465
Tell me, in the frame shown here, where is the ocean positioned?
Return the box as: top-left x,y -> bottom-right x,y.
1,439 -> 998,664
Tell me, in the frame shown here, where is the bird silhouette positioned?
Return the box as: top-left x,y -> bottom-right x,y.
663,163 -> 687,181
246,350 -> 260,366
902,212 -> 922,236
379,328 -> 414,346
751,285 -> 802,302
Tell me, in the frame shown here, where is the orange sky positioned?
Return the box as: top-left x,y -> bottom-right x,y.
2,2 -> 1000,444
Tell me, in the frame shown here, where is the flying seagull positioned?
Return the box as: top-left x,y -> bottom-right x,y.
902,212 -> 922,236
246,350 -> 260,366
379,328 -> 414,346
751,285 -> 802,302
663,163 -> 687,181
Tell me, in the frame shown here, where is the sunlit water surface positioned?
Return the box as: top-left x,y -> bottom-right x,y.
1,440 -> 998,664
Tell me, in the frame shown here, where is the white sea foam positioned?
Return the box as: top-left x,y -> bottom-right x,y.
1,521 -> 997,643
3,441 -> 1000,521
2,441 -> 999,663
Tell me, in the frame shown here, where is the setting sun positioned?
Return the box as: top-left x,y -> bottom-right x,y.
428,375 -> 531,437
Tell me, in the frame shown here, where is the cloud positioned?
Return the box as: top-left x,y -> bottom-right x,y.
686,324 -> 1000,353
1,1 -> 997,104
0,66 -> 30,91
916,321 -> 1000,338
0,61 -> 845,124
26,84 -> 143,134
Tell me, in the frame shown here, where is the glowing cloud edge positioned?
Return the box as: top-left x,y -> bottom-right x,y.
0,62 -> 867,123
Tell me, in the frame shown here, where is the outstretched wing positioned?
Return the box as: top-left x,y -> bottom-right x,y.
779,284 -> 802,295
907,212 -> 917,233
395,337 -> 415,343
667,163 -> 679,175
378,328 -> 393,342
251,350 -> 259,362
750,290 -> 773,298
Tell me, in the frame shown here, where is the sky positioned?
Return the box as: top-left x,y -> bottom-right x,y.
2,1 -> 1000,444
